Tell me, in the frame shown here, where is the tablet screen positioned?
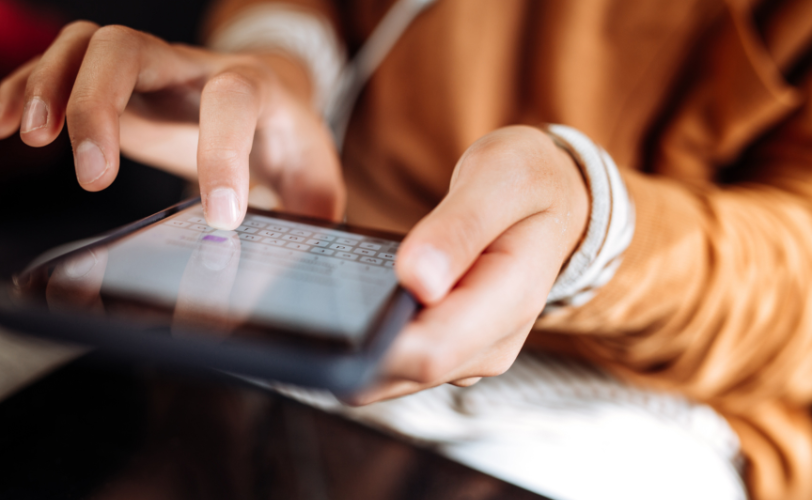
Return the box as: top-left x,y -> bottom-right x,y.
34,204 -> 402,346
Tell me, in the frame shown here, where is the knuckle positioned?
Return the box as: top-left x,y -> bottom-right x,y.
59,20 -> 99,37
412,349 -> 452,384
199,145 -> 242,164
204,71 -> 257,97
65,92 -> 99,117
90,25 -> 141,50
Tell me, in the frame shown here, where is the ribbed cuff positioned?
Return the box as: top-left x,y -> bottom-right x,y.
543,124 -> 635,309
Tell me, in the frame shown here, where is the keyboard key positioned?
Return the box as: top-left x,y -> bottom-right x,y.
236,226 -> 258,234
330,243 -> 352,252
360,256 -> 383,265
353,248 -> 376,256
378,253 -> 396,260
335,252 -> 358,260
360,242 -> 382,250
187,217 -> 206,224
263,238 -> 287,246
312,234 -> 335,241
189,224 -> 214,232
283,234 -> 306,243
165,220 -> 190,228
266,225 -> 289,233
307,239 -> 330,247
244,220 -> 266,228
286,242 -> 310,251
310,247 -> 335,256
290,229 -> 312,237
336,238 -> 359,246
240,233 -> 262,241
384,261 -> 395,267
258,230 -> 282,238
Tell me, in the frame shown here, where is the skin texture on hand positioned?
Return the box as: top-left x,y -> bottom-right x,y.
350,126 -> 590,404
0,21 -> 346,229
0,23 -> 589,404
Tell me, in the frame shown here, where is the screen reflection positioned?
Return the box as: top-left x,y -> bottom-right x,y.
37,204 -> 402,345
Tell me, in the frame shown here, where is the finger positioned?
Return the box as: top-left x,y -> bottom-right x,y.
450,377 -> 482,387
66,25 -> 208,192
396,126 -> 567,304
385,213 -> 559,385
197,67 -> 267,230
252,100 -> 346,221
0,57 -> 39,139
346,375 -> 482,406
19,21 -> 99,147
341,378 -> 424,406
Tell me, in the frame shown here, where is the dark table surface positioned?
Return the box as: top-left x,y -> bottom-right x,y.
0,354 -> 548,500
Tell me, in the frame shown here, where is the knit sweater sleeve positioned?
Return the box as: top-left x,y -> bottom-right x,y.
532,70 -> 812,500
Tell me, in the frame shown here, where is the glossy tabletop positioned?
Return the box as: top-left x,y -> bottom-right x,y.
0,355 -> 549,500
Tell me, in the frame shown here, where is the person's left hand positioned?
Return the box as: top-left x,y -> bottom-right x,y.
350,125 -> 590,404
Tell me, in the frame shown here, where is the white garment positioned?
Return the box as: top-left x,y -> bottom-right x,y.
248,353 -> 747,500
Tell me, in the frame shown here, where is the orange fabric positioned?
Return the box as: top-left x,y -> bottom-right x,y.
207,1 -> 812,498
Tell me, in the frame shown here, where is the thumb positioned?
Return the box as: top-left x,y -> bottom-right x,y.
395,127 -> 563,305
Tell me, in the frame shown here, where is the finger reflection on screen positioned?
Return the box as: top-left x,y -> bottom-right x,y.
46,248 -> 109,313
173,233 -> 241,335
172,232 -> 281,337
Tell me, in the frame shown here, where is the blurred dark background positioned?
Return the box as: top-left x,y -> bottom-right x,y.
0,0 -> 213,279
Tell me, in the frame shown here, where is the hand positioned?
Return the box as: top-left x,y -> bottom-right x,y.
0,21 -> 345,227
351,125 -> 590,404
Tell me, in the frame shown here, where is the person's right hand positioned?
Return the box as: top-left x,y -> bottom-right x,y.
0,21 -> 345,228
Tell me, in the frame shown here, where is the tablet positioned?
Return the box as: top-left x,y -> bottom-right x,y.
0,199 -> 419,393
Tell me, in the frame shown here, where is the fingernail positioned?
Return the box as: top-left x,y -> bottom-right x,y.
21,97 -> 48,133
74,140 -> 109,185
410,244 -> 451,303
205,188 -> 241,230
63,250 -> 97,280
198,234 -> 237,271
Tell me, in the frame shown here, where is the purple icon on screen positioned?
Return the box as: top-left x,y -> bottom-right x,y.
203,235 -> 227,243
